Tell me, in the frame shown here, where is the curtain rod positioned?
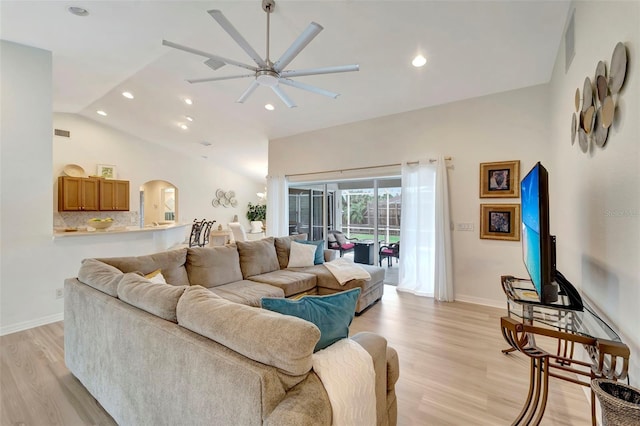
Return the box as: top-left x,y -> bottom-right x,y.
285,157 -> 452,178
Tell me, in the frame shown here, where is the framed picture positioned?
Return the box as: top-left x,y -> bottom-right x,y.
97,164 -> 117,179
480,204 -> 521,241
479,160 -> 520,198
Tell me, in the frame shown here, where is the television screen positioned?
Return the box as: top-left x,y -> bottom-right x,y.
521,162 -> 557,303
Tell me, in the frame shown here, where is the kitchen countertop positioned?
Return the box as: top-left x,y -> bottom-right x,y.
53,223 -> 190,239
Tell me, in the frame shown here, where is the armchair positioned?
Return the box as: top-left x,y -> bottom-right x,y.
327,230 -> 358,257
379,242 -> 400,267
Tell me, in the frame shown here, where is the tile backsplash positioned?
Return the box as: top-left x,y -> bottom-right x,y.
54,211 -> 139,229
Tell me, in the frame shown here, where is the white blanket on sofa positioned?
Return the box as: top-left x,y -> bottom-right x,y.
324,258 -> 371,285
312,338 -> 376,426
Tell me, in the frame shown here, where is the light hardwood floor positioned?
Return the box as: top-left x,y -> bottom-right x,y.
1,286 -> 592,425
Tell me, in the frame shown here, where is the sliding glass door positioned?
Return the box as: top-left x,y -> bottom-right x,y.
289,177 -> 400,264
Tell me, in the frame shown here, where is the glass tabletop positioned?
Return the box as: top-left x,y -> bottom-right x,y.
502,276 -> 621,343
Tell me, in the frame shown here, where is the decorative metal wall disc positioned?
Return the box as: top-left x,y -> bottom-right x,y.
596,75 -> 608,103
582,77 -> 593,112
595,61 -> 606,80
583,106 -> 595,134
575,88 -> 580,112
579,110 -> 585,131
601,96 -> 615,128
593,108 -> 609,148
609,42 -> 627,94
578,128 -> 589,153
571,113 -> 577,145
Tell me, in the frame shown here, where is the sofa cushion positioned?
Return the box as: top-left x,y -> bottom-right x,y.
209,280 -> 285,307
97,248 -> 189,286
249,270 -> 317,297
117,273 -> 187,323
77,258 -> 124,297
176,286 -> 320,376
186,246 -> 243,288
274,234 -> 308,269
236,237 -> 280,278
261,288 -> 361,352
287,241 -> 317,268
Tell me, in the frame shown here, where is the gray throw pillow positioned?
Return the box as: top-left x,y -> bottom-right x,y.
236,237 -> 280,278
186,246 -> 243,288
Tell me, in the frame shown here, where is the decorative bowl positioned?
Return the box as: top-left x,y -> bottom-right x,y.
87,218 -> 114,231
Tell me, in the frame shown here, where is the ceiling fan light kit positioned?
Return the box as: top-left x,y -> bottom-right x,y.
163,0 -> 359,108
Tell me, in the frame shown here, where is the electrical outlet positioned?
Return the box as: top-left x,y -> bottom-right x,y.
55,288 -> 64,299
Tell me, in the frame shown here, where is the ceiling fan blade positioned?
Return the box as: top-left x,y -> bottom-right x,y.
187,74 -> 254,84
237,80 -> 260,103
278,78 -> 339,99
273,22 -> 323,72
280,64 -> 359,78
208,10 -> 267,68
162,40 -> 257,72
272,85 -> 297,108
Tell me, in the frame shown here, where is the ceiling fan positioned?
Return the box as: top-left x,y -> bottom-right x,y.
162,0 -> 359,108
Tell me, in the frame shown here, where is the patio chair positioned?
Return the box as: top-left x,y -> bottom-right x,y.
327,230 -> 358,257
379,241 -> 400,267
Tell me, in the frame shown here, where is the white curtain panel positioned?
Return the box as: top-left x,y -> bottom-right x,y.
266,175 -> 289,237
397,157 -> 453,300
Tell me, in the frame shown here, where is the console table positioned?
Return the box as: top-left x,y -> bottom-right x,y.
500,275 -> 630,426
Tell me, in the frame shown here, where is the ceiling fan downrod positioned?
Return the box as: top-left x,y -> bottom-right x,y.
263,0 -> 275,66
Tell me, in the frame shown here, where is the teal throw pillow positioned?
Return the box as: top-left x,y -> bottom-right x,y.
300,240 -> 324,264
261,288 -> 361,352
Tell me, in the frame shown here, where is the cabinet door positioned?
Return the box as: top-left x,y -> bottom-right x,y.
58,177 -> 99,211
99,179 -> 129,211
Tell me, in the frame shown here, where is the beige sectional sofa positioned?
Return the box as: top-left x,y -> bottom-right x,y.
64,235 -> 398,425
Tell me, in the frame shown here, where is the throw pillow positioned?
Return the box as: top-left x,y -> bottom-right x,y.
300,240 -> 324,265
288,241 -> 317,268
144,269 -> 167,284
334,232 -> 348,245
236,237 -> 280,278
261,288 -> 361,352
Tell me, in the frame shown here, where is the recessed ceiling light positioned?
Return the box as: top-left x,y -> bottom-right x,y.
68,6 -> 89,16
179,124 -> 188,130
96,110 -> 107,116
200,141 -> 212,147
184,98 -> 193,105
264,104 -> 275,111
202,155 -> 208,159
412,54 -> 427,67
122,91 -> 134,99
185,116 -> 194,122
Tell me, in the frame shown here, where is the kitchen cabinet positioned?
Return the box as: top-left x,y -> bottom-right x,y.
99,179 -> 130,211
58,176 -> 99,211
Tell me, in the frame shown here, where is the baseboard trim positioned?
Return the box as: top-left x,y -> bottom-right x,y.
454,294 -> 505,310
0,312 -> 64,336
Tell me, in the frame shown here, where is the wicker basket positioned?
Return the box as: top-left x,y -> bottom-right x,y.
591,379 -> 640,426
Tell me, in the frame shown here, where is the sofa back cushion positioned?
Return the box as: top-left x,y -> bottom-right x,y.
77,258 -> 124,297
186,246 -> 243,288
274,234 -> 308,269
176,286 -> 320,376
97,248 -> 189,286
117,273 -> 187,323
236,237 -> 280,278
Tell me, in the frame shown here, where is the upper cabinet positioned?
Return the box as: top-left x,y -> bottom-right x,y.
99,179 -> 130,211
58,176 -> 129,212
58,176 -> 99,211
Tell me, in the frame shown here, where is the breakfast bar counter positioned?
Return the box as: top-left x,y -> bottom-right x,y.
53,223 -> 190,239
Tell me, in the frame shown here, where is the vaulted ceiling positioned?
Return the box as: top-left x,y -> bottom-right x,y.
1,1 -> 571,181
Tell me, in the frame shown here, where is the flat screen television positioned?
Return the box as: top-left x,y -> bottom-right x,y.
520,162 -> 559,304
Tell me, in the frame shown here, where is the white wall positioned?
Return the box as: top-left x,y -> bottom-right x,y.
270,84 -> 551,307
0,41 -> 264,334
548,1 -> 639,386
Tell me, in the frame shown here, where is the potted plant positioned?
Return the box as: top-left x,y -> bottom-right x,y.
246,202 -> 266,222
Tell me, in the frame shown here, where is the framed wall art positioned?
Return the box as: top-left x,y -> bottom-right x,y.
97,164 -> 117,179
480,204 -> 520,241
479,160 -> 520,198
